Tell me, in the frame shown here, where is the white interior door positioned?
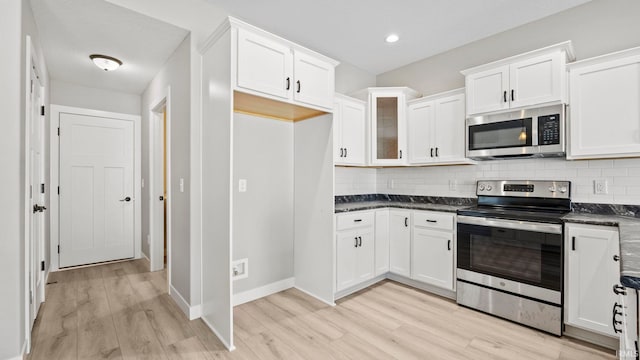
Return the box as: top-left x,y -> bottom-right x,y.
59,112 -> 135,267
150,109 -> 166,272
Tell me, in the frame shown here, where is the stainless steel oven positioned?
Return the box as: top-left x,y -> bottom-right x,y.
466,104 -> 565,160
456,180 -> 571,336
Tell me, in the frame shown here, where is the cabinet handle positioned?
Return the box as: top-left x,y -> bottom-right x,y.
344,148 -> 348,158
435,147 -> 439,157
296,80 -> 301,93
340,148 -> 344,158
354,219 -> 362,222
426,219 -> 437,223
503,90 -> 507,103
358,236 -> 362,247
404,217 -> 408,227
354,237 -> 358,248
286,77 -> 290,90
447,240 -> 451,251
511,89 -> 515,102
614,255 -> 620,262
612,302 -> 623,334
399,150 -> 403,159
571,236 -> 576,251
613,284 -> 627,296
430,148 -> 434,157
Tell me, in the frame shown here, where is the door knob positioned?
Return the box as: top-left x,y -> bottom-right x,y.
159,196 -> 164,201
119,196 -> 131,202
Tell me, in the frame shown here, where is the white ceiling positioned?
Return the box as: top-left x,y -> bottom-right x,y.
204,0 -> 592,75
30,0 -> 189,94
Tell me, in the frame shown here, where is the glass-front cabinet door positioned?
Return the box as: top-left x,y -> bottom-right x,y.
370,88 -> 419,166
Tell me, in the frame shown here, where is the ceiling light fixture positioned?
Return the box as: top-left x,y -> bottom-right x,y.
89,54 -> 122,71
385,34 -> 399,43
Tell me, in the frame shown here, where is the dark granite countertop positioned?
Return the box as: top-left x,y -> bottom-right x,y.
335,201 -> 469,213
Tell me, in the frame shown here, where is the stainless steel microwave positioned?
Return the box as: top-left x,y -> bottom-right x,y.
466,104 -> 565,160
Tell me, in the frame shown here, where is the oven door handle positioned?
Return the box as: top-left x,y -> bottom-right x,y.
457,215 -> 562,235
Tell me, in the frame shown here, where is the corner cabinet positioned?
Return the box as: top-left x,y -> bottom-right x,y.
407,89 -> 472,165
334,94 -> 366,166
462,41 -> 574,116
565,223 -> 623,337
234,22 -> 337,111
567,47 -> 640,160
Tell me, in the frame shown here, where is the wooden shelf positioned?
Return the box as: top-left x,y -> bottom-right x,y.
234,91 -> 328,122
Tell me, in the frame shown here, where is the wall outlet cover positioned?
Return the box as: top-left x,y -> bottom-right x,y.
232,258 -> 248,280
239,179 -> 247,192
594,179 -> 608,195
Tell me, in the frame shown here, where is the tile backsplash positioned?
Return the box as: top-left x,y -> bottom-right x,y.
336,157 -> 640,205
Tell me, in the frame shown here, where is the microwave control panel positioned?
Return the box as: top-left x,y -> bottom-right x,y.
538,114 -> 560,145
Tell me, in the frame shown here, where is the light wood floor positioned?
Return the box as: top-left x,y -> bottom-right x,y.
29,259 -> 615,359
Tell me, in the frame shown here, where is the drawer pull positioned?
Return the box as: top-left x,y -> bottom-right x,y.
426,220 -> 437,223
353,219 -> 362,223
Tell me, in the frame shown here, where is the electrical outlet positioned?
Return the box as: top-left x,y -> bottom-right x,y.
179,178 -> 184,193
239,179 -> 247,192
594,179 -> 608,195
449,180 -> 457,191
232,258 -> 248,280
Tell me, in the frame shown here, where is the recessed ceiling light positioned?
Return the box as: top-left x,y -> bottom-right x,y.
385,34 -> 399,43
89,54 -> 123,71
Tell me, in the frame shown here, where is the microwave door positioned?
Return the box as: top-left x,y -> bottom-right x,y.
467,118 -> 538,158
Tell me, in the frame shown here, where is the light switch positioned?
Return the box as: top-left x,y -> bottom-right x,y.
141,178 -> 145,188
179,178 -> 184,193
239,179 -> 247,192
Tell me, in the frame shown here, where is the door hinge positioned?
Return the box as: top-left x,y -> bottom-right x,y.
57,245 -> 60,254
40,105 -> 45,116
40,261 -> 45,271
40,183 -> 45,194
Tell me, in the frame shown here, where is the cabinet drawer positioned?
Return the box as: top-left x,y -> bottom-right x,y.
336,212 -> 374,231
413,211 -> 454,231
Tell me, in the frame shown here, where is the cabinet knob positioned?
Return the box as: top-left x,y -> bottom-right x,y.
613,284 -> 627,295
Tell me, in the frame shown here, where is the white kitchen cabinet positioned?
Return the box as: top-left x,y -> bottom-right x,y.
334,94 -> 366,165
335,211 -> 375,292
411,211 -> 455,290
567,47 -> 640,159
408,89 -> 471,165
389,209 -> 411,277
565,223 -> 621,337
374,210 -> 390,276
234,25 -> 337,111
462,42 -> 574,116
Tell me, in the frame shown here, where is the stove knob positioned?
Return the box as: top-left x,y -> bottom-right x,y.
486,185 -> 493,191
559,186 -> 568,193
549,186 -> 557,193
478,184 -> 485,191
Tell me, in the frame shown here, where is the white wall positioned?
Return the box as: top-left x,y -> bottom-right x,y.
140,34 -> 191,302
50,79 -> 141,115
335,61 -> 376,95
377,0 -> 640,96
232,114 -> 294,293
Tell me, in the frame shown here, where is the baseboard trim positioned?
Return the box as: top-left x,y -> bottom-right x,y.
169,285 -> 200,320
334,274 -> 386,301
9,340 -> 27,360
233,277 -> 295,306
563,325 -> 618,350
294,285 -> 336,306
387,273 -> 456,300
201,316 -> 236,351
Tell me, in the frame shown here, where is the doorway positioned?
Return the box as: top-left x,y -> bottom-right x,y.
149,91 -> 171,281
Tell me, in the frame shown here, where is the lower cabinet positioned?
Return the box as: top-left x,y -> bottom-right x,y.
565,223 -> 622,337
374,210 -> 390,276
336,227 -> 375,292
389,210 -> 411,277
411,210 -> 455,291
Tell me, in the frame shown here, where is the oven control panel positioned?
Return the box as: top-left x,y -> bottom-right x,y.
476,180 -> 571,199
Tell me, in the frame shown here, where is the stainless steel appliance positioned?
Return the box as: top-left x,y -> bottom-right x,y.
466,104 -> 565,160
456,180 -> 571,335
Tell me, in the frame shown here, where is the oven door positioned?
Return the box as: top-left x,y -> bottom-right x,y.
457,215 -> 562,296
467,117 -> 536,158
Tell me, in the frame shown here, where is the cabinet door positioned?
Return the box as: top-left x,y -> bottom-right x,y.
569,54 -> 640,159
333,99 -> 344,163
293,50 -> 335,110
374,210 -> 390,276
465,65 -> 509,116
411,228 -> 454,290
336,230 -> 359,292
565,223 -> 620,337
433,93 -> 466,163
407,100 -> 435,164
356,230 -> 375,283
236,28 -> 292,100
510,53 -> 563,109
371,93 -> 407,165
341,99 -> 366,165
389,210 -> 411,277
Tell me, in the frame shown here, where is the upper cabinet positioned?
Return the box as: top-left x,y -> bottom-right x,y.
353,87 -> 420,166
462,41 -> 575,117
233,20 -> 338,112
567,47 -> 640,160
334,94 -> 366,166
407,89 -> 473,165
